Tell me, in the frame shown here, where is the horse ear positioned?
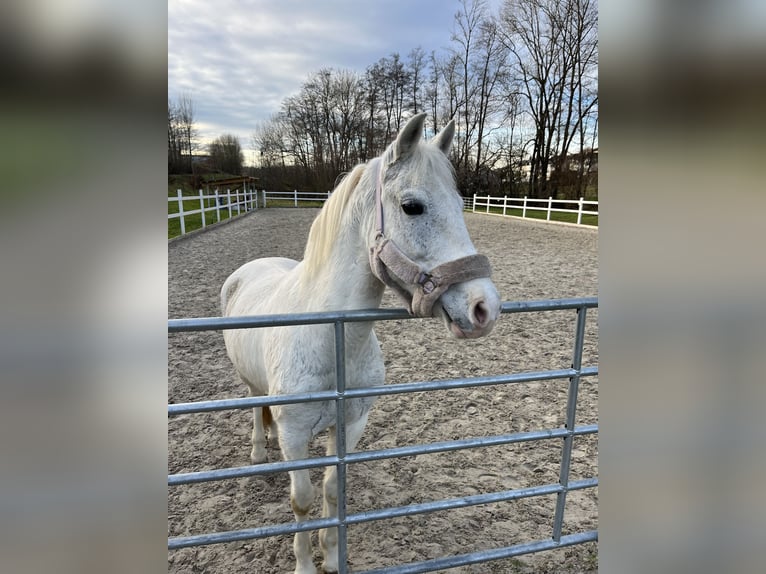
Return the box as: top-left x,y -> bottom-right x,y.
392,113 -> 427,162
430,119 -> 455,155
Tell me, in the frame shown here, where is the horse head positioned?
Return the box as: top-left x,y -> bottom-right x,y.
368,113 -> 501,338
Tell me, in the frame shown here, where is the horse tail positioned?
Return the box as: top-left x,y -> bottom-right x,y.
262,406 -> 273,432
220,276 -> 241,315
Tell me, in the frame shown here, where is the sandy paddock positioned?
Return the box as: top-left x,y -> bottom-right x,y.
168,209 -> 598,573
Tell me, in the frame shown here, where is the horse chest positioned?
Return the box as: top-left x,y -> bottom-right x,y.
269,325 -> 384,392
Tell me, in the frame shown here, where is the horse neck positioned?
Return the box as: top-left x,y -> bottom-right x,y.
297,178 -> 384,313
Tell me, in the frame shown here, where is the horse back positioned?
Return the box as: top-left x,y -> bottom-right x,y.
221,257 -> 298,317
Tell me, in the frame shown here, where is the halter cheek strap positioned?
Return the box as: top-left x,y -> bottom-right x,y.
368,159 -> 492,317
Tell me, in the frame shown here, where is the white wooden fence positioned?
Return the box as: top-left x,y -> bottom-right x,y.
168,188 -> 258,237
169,189 -> 598,239
261,189 -> 332,207
169,189 -> 338,238
471,195 -> 598,226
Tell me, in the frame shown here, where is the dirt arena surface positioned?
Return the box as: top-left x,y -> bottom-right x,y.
168,209 -> 598,573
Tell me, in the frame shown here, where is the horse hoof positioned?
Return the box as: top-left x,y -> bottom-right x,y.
250,452 -> 268,465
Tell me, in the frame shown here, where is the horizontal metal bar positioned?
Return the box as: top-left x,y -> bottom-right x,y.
168,297 -> 598,333
168,479 -> 598,550
169,515 -> 340,549
346,478 -> 597,527
500,298 -> 597,314
342,366 -> 598,401
362,530 -> 598,574
168,308 -> 410,332
168,366 -> 598,416
169,389 -> 337,415
169,424 -> 598,485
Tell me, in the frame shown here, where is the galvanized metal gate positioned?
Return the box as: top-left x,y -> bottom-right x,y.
168,297 -> 598,573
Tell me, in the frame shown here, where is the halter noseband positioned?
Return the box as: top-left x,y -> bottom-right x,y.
368,158 -> 492,317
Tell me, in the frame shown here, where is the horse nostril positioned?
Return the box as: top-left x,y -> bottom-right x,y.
472,300 -> 490,328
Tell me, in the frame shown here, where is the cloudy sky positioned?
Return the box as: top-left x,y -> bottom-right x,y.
169,0 -> 501,164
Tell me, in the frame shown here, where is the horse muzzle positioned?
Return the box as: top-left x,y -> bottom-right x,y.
434,277 -> 501,339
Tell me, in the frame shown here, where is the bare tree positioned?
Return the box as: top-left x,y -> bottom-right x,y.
407,47 -> 427,115
499,0 -> 598,198
208,134 -> 243,175
245,0 -> 597,199
167,94 -> 198,174
168,99 -> 181,173
449,0 -> 508,195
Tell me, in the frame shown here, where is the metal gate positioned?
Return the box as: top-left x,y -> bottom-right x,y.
168,297 -> 598,573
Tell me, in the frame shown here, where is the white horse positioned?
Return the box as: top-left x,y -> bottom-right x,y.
221,113 -> 501,574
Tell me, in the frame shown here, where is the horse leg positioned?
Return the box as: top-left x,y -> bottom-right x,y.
251,405 -> 268,464
319,412 -> 369,573
279,429 -> 318,574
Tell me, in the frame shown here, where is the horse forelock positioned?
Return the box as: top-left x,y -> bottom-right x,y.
383,136 -> 457,196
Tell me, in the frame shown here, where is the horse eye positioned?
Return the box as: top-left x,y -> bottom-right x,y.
401,200 -> 424,216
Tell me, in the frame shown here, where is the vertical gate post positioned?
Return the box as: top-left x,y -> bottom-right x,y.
577,198 -> 584,225
522,196 -> 527,218
547,197 -> 552,221
552,304 -> 588,541
333,321 -> 349,574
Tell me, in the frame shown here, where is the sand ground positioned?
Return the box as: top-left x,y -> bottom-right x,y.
168,209 -> 598,573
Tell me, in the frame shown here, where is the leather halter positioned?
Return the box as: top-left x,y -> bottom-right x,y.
368,158 -> 492,317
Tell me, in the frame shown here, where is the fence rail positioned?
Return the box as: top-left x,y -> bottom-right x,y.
168,297 -> 598,573
472,195 -> 598,226
262,189 -> 332,207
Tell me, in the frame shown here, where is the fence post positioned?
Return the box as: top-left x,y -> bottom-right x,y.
226,189 -> 232,219
294,189 -> 298,207
472,194 -> 477,213
503,195 -> 507,217
198,189 -> 206,229
176,189 -> 185,236
523,196 -> 527,218
486,195 -> 490,214
215,190 -> 220,223
577,197 -> 583,225
547,197 -> 552,221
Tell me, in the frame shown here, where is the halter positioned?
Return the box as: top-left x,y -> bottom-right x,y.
368,158 -> 492,317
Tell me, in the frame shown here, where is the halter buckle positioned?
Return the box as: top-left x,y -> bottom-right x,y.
418,272 -> 436,294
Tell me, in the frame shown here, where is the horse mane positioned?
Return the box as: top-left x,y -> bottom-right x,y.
302,163 -> 367,278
